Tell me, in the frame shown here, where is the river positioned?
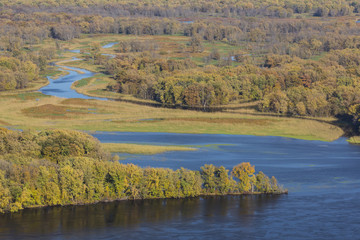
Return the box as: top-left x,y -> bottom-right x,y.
39,42 -> 118,99
1,44 -> 359,240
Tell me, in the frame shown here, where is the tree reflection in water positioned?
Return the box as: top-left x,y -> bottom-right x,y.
0,195 -> 282,239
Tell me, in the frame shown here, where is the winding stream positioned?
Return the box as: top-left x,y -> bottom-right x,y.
40,63 -> 107,100
2,43 -> 360,239
39,42 -> 119,99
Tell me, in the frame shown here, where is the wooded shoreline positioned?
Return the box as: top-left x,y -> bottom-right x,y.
5,190 -> 288,214
0,129 -> 286,213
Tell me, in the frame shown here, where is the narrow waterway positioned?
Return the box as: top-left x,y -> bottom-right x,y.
39,64 -> 107,100
39,42 -> 119,100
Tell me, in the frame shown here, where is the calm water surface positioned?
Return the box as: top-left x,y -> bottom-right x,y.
39,42 -> 117,100
39,64 -> 107,100
1,132 -> 359,239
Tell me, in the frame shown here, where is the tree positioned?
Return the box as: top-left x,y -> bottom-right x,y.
214,166 -> 234,194
38,130 -> 105,163
255,171 -> 272,193
231,162 -> 256,192
201,164 -> 217,193
189,34 -> 203,53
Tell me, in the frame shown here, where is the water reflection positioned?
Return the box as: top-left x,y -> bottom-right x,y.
0,195 -> 282,239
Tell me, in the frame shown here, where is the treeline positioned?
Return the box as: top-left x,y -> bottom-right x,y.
104,48 -> 360,121
0,128 -> 284,213
1,0 -> 358,18
0,56 -> 38,90
3,10 -> 359,67
259,50 -> 360,117
184,19 -> 360,56
1,6 -> 360,57
2,9 -> 360,44
2,14 -> 359,93
0,23 -> 56,91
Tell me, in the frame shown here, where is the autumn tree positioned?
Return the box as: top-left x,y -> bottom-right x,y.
231,162 -> 256,192
189,34 -> 203,53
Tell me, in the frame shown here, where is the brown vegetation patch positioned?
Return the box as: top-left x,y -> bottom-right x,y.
167,118 -> 271,125
22,104 -> 89,119
61,98 -> 97,106
115,117 -> 271,125
0,120 -> 11,125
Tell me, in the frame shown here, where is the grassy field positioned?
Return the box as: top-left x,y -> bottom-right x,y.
0,91 -> 343,141
102,143 -> 197,154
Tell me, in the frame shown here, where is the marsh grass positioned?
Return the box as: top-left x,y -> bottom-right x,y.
73,77 -> 92,88
22,103 -> 109,119
102,143 -> 197,154
4,92 -> 50,101
0,93 -> 344,141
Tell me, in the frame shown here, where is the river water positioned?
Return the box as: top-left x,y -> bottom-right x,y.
39,42 -> 118,100
1,132 -> 359,239
40,64 -> 108,100
1,44 -> 360,239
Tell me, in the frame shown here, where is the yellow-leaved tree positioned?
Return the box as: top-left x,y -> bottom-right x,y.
231,162 -> 256,193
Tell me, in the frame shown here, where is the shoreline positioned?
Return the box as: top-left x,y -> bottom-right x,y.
1,191 -> 288,214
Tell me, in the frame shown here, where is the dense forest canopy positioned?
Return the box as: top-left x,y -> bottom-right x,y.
0,0 -> 359,18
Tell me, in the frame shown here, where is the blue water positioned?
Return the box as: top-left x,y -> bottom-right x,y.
1,132 -> 360,239
39,64 -> 107,100
67,49 -> 80,53
102,42 -> 118,48
39,42 -> 117,100
92,132 -> 360,194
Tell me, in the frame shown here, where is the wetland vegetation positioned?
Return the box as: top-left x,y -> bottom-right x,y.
0,0 -> 360,213
0,2 -> 359,140
101,143 -> 197,155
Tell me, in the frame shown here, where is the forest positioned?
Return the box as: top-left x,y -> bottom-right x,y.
0,128 -> 284,213
0,0 -> 359,133
1,0 -> 359,18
